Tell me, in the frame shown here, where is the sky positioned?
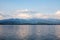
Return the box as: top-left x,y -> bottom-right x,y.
0,0 -> 60,19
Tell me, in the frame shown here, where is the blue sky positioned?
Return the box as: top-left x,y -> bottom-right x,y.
0,0 -> 60,19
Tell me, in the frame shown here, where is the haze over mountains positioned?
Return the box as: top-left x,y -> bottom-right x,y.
0,18 -> 60,25
0,9 -> 60,25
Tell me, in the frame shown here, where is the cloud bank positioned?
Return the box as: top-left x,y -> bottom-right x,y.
0,9 -> 60,20
12,9 -> 49,19
12,9 -> 60,19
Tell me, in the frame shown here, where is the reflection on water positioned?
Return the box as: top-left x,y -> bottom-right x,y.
0,25 -> 60,40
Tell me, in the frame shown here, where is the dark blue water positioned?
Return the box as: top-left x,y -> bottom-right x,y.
0,25 -> 60,40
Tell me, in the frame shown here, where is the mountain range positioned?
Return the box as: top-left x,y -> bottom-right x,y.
0,18 -> 60,25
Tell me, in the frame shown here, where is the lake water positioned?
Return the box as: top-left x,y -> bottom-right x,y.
0,25 -> 60,40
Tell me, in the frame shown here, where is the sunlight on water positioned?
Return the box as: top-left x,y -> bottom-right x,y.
17,25 -> 30,38
55,25 -> 60,38
0,25 -> 60,40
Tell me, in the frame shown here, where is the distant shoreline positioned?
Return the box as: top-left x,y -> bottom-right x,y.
0,24 -> 60,25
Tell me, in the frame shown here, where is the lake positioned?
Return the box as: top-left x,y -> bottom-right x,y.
0,25 -> 60,40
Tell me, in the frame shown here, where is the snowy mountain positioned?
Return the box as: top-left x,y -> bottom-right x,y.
0,18 -> 60,25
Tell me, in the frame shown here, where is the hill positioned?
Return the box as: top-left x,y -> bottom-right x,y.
0,18 -> 60,25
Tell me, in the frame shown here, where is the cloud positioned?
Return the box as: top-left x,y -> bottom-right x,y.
0,11 -> 3,14
16,9 -> 29,13
52,10 -> 60,19
12,9 -> 49,19
1,9 -> 60,20
55,10 -> 60,15
16,9 -> 36,13
13,13 -> 32,19
0,15 -> 4,20
34,13 -> 48,19
12,9 -> 35,19
0,11 -> 4,20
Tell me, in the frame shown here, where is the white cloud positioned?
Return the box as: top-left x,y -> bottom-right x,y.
12,9 -> 49,19
52,10 -> 60,19
12,9 -> 34,19
16,9 -> 29,13
55,10 -> 60,15
46,10 -> 60,19
0,11 -> 3,14
12,9 -> 60,19
0,11 -> 4,20
34,13 -> 48,19
0,15 -> 4,20
13,13 -> 32,19
16,9 -> 35,13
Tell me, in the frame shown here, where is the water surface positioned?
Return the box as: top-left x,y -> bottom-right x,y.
0,25 -> 60,40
